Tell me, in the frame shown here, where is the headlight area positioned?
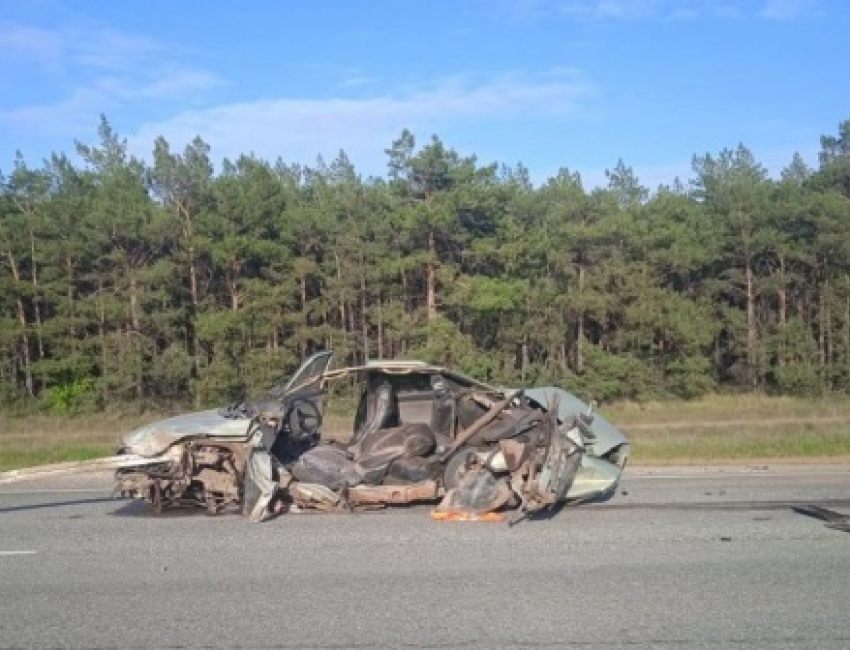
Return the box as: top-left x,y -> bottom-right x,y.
113,442 -> 244,515
113,445 -> 186,500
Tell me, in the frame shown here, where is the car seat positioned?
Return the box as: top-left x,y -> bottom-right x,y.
290,381 -> 440,490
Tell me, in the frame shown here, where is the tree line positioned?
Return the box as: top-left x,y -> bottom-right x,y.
2,116 -> 850,413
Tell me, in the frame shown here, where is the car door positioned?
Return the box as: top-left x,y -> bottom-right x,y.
280,351 -> 334,436
243,351 -> 333,521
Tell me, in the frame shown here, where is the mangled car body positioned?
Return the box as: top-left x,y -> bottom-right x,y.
115,352 -> 630,522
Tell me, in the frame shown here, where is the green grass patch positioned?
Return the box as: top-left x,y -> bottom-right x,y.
0,413 -> 163,472
627,422 -> 850,464
1,395 -> 849,472
0,445 -> 114,473
602,394 -> 850,464
604,393 -> 850,426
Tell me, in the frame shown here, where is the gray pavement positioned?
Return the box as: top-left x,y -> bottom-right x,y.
1,466 -> 849,649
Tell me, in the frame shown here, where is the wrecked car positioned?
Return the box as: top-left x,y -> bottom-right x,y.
114,352 -> 630,523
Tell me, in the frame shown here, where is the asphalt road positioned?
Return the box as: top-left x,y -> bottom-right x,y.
1,465 -> 849,649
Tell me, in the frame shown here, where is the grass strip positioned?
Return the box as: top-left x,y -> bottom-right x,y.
2,396 -> 849,471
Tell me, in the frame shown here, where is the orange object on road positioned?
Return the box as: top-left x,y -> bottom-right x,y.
430,510 -> 506,522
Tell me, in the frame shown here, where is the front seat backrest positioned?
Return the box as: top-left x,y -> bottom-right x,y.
348,381 -> 397,456
430,374 -> 455,440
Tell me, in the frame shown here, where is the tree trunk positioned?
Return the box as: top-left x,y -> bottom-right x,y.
98,274 -> 108,402
127,273 -> 144,400
377,292 -> 384,360
426,229 -> 437,321
818,269 -> 826,368
29,227 -> 44,359
521,334 -> 529,382
66,255 -> 76,337
745,257 -> 757,387
401,265 -> 408,312
334,251 -> 345,332
227,265 -> 240,312
778,254 -> 787,326
129,273 -> 141,332
825,275 -> 832,373
845,287 -> 850,392
401,265 -> 409,354
5,249 -> 33,395
179,204 -> 200,398
300,274 -> 307,359
188,246 -> 199,319
576,264 -> 585,372
360,274 -> 369,362
777,253 -> 787,367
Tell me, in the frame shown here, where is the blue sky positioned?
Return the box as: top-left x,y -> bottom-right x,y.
1,0 -> 847,188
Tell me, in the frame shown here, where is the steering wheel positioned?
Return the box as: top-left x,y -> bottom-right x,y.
286,399 -> 323,441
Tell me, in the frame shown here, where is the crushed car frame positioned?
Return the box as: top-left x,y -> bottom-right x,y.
114,352 -> 630,523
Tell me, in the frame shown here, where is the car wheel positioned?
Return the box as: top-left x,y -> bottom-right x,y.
443,447 -> 479,490
149,480 -> 164,516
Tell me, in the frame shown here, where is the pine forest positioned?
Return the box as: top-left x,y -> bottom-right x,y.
2,117 -> 850,413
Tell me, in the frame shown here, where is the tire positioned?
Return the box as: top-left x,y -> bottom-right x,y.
442,447 -> 479,490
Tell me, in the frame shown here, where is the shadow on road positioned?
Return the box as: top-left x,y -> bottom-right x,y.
0,495 -> 228,518
109,499 -> 240,518
0,496 -> 119,515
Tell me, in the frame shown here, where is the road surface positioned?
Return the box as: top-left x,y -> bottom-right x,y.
1,465 -> 849,649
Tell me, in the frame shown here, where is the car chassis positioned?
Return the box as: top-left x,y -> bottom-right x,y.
114,352 -> 630,523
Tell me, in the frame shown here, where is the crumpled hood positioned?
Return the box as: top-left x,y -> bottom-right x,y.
523,387 -> 629,457
121,409 -> 253,458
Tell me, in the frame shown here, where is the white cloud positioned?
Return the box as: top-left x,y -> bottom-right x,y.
713,5 -> 745,19
101,68 -> 224,100
0,21 -> 64,65
0,21 -> 162,71
760,0 -> 818,20
0,21 -> 223,140
339,75 -> 380,88
74,30 -> 164,71
126,71 -> 595,175
537,0 -> 809,22
666,8 -> 700,21
2,69 -> 224,138
1,88 -> 106,136
558,0 -> 659,20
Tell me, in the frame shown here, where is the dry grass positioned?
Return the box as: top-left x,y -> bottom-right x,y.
604,393 -> 850,426
602,394 -> 850,465
0,412 -> 354,472
2,395 -> 850,471
624,421 -> 850,465
0,413 -> 163,472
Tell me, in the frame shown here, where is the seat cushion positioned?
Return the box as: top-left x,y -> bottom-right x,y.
289,445 -> 361,491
